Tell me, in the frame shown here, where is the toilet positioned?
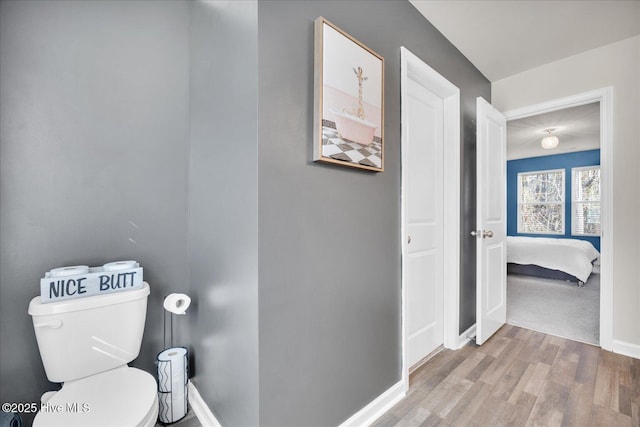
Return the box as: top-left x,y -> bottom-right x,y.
28,282 -> 158,426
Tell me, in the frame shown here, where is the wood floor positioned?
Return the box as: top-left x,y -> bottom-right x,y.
373,325 -> 640,427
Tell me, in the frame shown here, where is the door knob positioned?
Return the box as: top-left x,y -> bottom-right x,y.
471,230 -> 493,238
407,235 -> 412,244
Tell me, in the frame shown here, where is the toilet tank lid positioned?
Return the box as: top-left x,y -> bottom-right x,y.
28,282 -> 149,316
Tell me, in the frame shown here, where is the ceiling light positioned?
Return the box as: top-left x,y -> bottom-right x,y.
541,128 -> 559,149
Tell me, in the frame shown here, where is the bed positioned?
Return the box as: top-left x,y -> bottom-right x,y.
506,236 -> 600,286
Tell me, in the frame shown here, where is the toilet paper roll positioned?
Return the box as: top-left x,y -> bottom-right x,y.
163,293 -> 191,315
49,265 -> 90,277
157,347 -> 188,424
102,260 -> 138,272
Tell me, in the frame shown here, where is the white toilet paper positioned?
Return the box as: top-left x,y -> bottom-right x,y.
49,265 -> 90,277
102,260 -> 138,272
157,347 -> 188,424
163,293 -> 191,315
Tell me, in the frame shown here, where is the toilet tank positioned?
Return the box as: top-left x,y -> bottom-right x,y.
28,282 -> 150,383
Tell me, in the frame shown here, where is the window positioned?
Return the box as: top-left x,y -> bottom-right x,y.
572,166 -> 600,236
518,169 -> 565,234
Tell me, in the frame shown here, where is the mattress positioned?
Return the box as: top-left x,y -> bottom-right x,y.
506,236 -> 600,283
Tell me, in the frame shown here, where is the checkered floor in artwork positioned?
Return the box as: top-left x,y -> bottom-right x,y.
322,125 -> 382,169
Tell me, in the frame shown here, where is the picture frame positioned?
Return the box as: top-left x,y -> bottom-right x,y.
313,17 -> 384,172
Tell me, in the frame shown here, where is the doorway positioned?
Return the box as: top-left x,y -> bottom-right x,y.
502,88 -> 613,350
505,102 -> 601,345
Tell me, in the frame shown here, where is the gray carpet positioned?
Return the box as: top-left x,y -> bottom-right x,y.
507,272 -> 600,345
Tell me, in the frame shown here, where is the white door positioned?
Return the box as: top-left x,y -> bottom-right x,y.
475,97 -> 507,345
404,77 -> 444,367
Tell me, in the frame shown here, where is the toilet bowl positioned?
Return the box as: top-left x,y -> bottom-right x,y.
29,283 -> 157,427
33,366 -> 158,427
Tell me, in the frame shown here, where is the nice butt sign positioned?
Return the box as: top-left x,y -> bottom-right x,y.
41,261 -> 143,303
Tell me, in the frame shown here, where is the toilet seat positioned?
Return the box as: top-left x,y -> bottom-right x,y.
33,366 -> 158,427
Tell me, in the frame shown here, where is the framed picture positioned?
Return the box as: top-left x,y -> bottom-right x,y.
313,17 -> 384,172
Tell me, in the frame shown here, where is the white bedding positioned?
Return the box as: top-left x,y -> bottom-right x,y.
506,236 -> 600,283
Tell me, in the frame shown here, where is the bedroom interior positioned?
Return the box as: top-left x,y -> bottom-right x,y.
505,102 -> 601,345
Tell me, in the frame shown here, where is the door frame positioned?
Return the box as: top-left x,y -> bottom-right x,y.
400,47 -> 461,390
502,87 -> 613,350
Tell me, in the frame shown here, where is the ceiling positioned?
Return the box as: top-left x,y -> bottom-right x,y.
409,0 -> 640,82
409,1 -> 634,159
506,103 -> 600,160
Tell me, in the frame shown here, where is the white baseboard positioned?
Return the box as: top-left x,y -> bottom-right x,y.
612,339 -> 640,360
457,324 -> 476,349
188,381 -> 222,427
338,380 -> 406,427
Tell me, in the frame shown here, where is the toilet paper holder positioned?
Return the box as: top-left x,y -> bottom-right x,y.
158,294 -> 191,424
163,293 -> 190,349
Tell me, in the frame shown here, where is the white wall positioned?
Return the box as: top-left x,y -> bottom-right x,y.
492,36 -> 640,348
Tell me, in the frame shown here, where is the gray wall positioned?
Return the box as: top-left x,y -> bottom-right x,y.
0,0 -> 191,424
460,96 -> 480,333
188,1 -> 259,426
257,1 -> 489,425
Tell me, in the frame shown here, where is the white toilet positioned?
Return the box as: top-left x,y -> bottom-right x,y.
28,282 -> 158,426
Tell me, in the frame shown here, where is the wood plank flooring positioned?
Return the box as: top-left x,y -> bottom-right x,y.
373,325 -> 640,427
